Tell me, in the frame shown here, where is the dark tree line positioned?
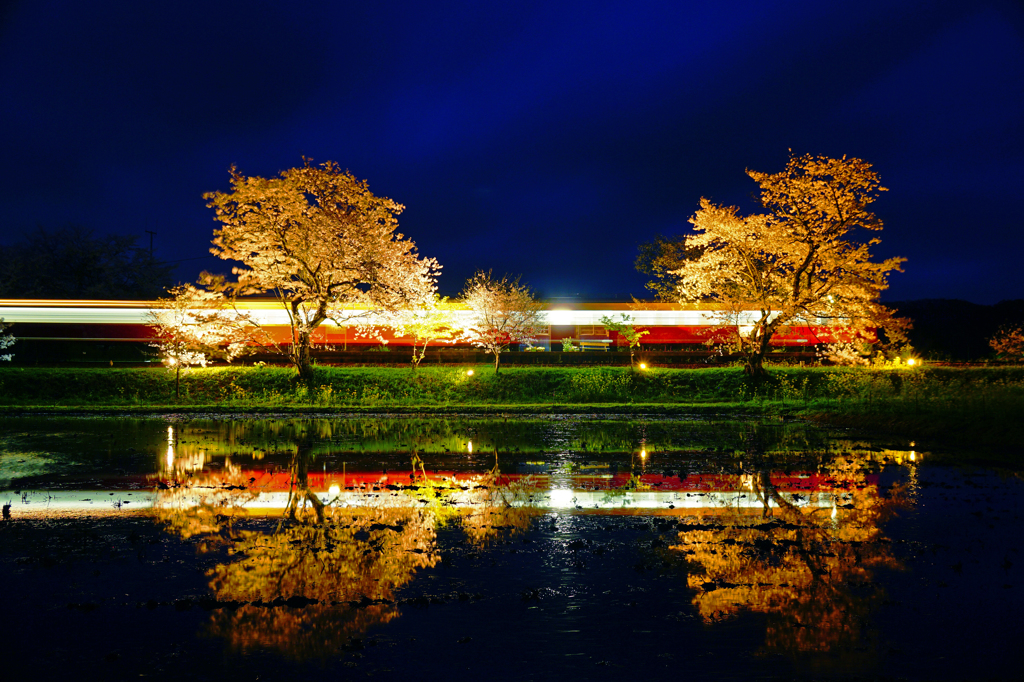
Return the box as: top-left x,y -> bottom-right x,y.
0,226 -> 174,299
889,299 -> 1024,361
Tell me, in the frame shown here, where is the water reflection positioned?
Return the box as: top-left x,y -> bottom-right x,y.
1,414 -> 928,665
154,440 -> 542,659
205,506 -> 438,660
670,453 -> 909,656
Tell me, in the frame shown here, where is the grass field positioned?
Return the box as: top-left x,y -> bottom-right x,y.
2,364 -> 1023,453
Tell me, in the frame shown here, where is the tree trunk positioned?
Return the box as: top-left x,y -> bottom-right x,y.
293,330 -> 315,383
411,341 -> 425,370
744,327 -> 773,378
493,350 -> 501,373
285,445 -> 325,525
175,363 -> 181,399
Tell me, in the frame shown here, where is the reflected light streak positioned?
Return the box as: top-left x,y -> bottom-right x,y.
548,489 -> 575,509
166,426 -> 175,469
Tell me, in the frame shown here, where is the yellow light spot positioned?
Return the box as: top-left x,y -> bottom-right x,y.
910,451 -> 916,462
468,440 -> 473,454
639,363 -> 647,370
907,358 -> 916,366
328,484 -> 341,497
640,448 -> 647,459
466,369 -> 474,376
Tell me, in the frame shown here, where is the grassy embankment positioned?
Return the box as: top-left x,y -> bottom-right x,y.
1,364 -> 1023,452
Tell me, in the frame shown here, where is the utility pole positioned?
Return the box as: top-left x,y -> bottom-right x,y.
145,230 -> 156,260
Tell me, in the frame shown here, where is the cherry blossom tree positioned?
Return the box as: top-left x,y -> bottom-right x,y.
673,155 -> 907,377
384,295 -> 465,370
461,271 -> 544,373
147,284 -> 254,397
202,160 -> 439,382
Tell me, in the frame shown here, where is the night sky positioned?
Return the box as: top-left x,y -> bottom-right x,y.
2,0 -> 1022,304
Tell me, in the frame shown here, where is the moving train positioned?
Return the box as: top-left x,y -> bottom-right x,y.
0,298 -> 861,363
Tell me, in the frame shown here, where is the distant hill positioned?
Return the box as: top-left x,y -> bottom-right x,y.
889,299 -> 1024,361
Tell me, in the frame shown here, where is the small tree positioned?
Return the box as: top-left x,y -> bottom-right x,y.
147,285 -> 253,397
0,318 -> 14,362
599,314 -> 649,367
385,295 -> 465,370
990,324 -> 1024,360
817,341 -> 871,367
461,271 -> 544,373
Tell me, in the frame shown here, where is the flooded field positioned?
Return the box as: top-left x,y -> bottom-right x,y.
1,414 -> 1021,680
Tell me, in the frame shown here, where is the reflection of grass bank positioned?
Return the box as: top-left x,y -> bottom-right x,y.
800,397 -> 1024,456
1,365 -> 1022,451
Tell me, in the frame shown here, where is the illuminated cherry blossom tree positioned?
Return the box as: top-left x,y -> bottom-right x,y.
461,271 -> 544,373
202,160 -> 439,382
383,294 -> 465,370
674,155 -> 907,376
147,284 -> 253,397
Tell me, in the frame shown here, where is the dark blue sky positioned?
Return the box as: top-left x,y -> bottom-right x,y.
2,0 -> 1022,303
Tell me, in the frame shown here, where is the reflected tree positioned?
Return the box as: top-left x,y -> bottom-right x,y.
669,453 -> 907,656
155,428 -> 440,659
153,423 -> 544,661
457,452 -> 540,546
205,506 -> 439,660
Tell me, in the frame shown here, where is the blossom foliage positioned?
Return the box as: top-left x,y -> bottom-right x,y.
673,155 -> 907,374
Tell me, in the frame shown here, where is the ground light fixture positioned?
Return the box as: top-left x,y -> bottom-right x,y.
466,369 -> 474,376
